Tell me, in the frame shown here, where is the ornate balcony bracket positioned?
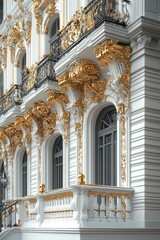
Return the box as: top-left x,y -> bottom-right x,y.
94,39 -> 130,106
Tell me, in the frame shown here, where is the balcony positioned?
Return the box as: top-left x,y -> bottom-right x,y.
0,85 -> 22,115
21,56 -> 56,96
2,185 -> 133,229
50,0 -> 130,60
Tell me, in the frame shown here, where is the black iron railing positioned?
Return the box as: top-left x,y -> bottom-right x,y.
50,0 -> 130,60
21,56 -> 56,95
36,56 -> 56,86
0,202 -> 18,230
0,85 -> 22,115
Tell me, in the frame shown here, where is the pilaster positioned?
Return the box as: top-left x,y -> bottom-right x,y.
130,33 -> 160,227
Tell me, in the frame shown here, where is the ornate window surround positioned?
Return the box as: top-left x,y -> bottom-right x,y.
41,130 -> 68,192
22,150 -> 27,197
83,98 -> 121,185
95,105 -> 117,186
52,135 -> 63,189
14,146 -> 29,198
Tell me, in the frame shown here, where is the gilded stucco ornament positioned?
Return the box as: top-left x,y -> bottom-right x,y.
39,183 -> 46,193
57,60 -> 100,87
94,40 -> 130,185
32,100 -> 50,118
84,80 -> 106,103
94,40 -> 130,103
57,59 -> 106,184
32,0 -> 43,34
43,113 -> 56,136
61,8 -> 95,50
47,90 -> 69,108
44,0 -> 56,34
69,59 -> 100,83
0,123 -> 23,160
15,111 -> 33,145
0,35 -> 8,69
23,64 -> 38,91
47,90 -> 70,141
118,104 -> 127,184
32,0 -> 57,34
1,2 -> 32,65
0,129 -> 7,141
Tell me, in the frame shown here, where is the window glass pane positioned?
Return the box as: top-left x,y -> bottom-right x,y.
105,134 -> 111,144
0,71 -> 3,97
53,136 -> 63,189
99,136 -> 103,146
50,17 -> 60,38
105,144 -> 111,185
96,106 -> 117,186
22,151 -> 27,197
0,162 -> 5,200
97,147 -> 103,184
0,0 -> 3,25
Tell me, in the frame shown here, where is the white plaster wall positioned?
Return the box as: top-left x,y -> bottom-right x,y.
130,42 -> 160,227
7,162 -> 12,199
30,130 -> 39,195
69,113 -> 78,186
0,228 -> 21,240
129,0 -> 160,23
1,228 -> 160,240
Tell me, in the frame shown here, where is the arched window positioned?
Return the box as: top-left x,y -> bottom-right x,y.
20,51 -> 26,79
95,106 -> 117,186
0,0 -> 3,25
50,17 -> 60,39
22,151 -> 27,197
52,136 -> 63,189
21,52 -> 26,73
0,162 -> 5,200
0,71 -> 4,97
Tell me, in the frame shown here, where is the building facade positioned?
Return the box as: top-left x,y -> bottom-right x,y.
0,0 -> 160,239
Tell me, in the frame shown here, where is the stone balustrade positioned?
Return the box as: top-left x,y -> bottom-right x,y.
3,185 -> 134,228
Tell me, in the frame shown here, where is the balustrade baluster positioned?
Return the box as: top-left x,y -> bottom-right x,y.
93,194 -> 99,218
100,193 -> 106,217
88,194 -> 95,219
126,195 -> 132,219
105,194 -> 110,220
13,204 -> 17,227
116,194 -> 122,220
109,194 -> 116,219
